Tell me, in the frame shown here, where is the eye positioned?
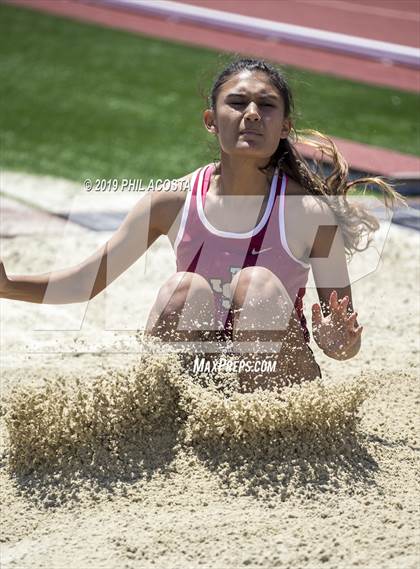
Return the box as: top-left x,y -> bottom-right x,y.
227,99 -> 276,108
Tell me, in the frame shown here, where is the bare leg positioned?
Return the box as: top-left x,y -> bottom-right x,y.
228,267 -> 321,391
143,272 -> 225,369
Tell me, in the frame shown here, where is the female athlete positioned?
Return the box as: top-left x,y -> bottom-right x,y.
0,58 -> 400,390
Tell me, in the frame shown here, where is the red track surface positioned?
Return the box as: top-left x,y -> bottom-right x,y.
9,0 -> 420,92
7,0 -> 420,175
182,0 -> 420,48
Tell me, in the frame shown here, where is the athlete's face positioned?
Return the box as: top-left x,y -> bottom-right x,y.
204,70 -> 291,159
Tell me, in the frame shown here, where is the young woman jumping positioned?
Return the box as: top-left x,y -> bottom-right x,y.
0,58 -> 400,390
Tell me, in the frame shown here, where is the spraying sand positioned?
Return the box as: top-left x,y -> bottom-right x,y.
0,171 -> 419,568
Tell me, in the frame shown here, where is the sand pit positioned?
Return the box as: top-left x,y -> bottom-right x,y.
0,171 -> 419,568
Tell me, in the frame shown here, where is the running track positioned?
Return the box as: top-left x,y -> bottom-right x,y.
9,0 -> 420,91
6,0 -> 420,176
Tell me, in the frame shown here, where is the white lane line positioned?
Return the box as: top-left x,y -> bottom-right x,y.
297,0 -> 420,23
96,0 -> 420,67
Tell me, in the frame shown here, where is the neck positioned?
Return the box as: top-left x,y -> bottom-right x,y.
213,153 -> 275,196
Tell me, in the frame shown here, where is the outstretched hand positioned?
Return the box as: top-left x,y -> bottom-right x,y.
312,290 -> 363,359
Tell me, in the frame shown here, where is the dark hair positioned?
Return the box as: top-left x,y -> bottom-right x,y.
208,57 -> 404,257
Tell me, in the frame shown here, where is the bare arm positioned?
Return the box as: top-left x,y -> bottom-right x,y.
0,179 -> 186,304
307,201 -> 362,360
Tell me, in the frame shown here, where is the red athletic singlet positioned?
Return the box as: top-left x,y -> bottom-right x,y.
173,163 -> 311,342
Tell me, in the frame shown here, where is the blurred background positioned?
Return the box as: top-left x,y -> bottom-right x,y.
0,0 -> 419,226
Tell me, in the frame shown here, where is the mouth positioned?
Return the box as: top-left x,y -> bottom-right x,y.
240,130 -> 262,136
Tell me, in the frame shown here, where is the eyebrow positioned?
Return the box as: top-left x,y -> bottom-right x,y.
226,92 -> 279,100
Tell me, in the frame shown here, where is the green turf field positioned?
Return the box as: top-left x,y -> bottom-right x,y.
0,3 -> 418,184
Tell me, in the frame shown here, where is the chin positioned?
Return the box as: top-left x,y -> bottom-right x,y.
232,145 -> 271,158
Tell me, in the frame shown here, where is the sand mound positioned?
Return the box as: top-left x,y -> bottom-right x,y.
4,337 -> 376,507
5,343 -> 182,478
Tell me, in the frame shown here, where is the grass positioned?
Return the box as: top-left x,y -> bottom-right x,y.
0,3 -> 419,185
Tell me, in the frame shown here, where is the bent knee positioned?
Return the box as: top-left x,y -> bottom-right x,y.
230,266 -> 289,300
156,271 -> 213,312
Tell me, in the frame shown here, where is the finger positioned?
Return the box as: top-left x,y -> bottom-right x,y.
329,290 -> 339,311
351,325 -> 363,337
312,303 -> 323,326
338,296 -> 349,315
346,311 -> 358,327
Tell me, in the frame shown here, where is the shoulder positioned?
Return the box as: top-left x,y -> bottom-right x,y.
284,176 -> 340,259
285,176 -> 337,224
148,169 -> 198,235
123,170 -> 198,238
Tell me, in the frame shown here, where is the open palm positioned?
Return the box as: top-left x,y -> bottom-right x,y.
312,290 -> 363,358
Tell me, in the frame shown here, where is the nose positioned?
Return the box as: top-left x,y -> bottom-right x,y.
244,102 -> 261,121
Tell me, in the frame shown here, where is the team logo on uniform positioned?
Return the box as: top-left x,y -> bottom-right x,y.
210,266 -> 241,309
251,246 -> 273,255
